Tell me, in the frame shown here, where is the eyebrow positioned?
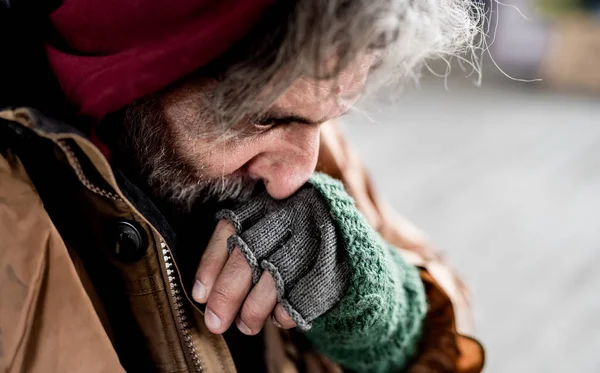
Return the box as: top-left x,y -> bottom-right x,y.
255,106 -> 354,127
255,109 -> 324,126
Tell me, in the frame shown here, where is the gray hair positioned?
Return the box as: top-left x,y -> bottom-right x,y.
193,0 -> 483,133
116,0 -> 484,208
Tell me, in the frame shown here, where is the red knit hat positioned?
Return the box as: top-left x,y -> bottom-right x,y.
46,0 -> 273,120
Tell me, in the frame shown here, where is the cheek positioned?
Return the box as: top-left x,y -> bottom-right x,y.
161,87 -> 262,178
180,125 -> 319,181
176,134 -> 265,178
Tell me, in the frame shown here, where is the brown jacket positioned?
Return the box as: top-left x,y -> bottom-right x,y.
0,108 -> 484,373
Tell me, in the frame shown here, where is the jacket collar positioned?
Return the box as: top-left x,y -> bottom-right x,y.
0,107 -> 177,251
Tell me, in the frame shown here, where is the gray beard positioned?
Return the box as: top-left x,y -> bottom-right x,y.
144,158 -> 258,211
115,98 -> 259,211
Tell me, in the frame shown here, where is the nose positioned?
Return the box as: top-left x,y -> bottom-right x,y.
247,125 -> 321,200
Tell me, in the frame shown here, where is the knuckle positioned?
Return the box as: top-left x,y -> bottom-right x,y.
210,283 -> 236,307
241,302 -> 265,325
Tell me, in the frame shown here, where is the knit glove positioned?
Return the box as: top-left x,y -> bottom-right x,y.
218,173 -> 428,372
215,182 -> 351,330
304,173 -> 428,373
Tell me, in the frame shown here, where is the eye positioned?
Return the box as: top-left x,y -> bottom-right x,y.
252,120 -> 277,130
251,117 -> 289,132
249,115 -> 315,132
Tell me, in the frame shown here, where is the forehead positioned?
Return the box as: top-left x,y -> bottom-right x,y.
161,53 -> 377,125
274,53 -> 377,116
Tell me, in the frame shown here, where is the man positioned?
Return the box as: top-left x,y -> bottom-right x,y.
0,0 -> 484,372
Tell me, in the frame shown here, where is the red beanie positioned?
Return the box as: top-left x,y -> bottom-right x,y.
46,0 -> 273,120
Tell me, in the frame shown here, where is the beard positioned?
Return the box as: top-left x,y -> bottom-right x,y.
113,97 -> 259,211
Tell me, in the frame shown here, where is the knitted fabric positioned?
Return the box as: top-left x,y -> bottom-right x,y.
216,186 -> 350,330
306,173 -> 428,373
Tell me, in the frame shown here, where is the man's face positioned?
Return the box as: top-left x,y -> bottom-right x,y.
121,55 -> 376,208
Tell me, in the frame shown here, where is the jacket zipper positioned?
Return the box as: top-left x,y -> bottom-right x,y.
161,240 -> 205,373
57,139 -> 205,373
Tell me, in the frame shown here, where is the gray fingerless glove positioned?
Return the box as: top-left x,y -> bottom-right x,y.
219,173 -> 427,373
215,185 -> 350,330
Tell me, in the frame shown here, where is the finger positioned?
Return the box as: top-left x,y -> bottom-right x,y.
237,271 -> 277,335
193,219 -> 235,303
205,247 -> 253,334
273,303 -> 296,329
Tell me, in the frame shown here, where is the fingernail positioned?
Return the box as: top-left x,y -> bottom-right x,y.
236,319 -> 253,335
279,308 -> 291,321
192,280 -> 207,302
272,316 -> 283,328
205,309 -> 222,331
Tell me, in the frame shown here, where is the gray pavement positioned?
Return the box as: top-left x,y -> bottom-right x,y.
343,77 -> 600,373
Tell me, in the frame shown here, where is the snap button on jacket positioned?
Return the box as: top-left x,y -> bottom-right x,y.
113,220 -> 147,263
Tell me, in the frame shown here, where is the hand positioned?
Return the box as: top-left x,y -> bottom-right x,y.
192,219 -> 297,335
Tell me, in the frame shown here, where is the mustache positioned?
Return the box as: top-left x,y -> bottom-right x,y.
197,172 -> 261,204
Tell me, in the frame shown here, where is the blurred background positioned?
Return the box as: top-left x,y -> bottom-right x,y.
343,1 -> 600,372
